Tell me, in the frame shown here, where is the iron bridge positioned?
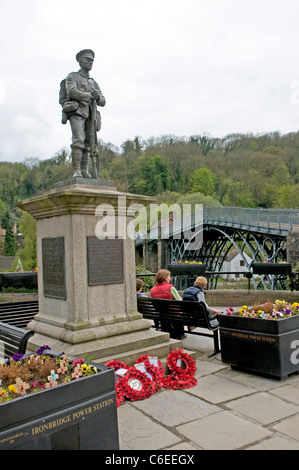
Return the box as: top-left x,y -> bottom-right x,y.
136,206 -> 299,289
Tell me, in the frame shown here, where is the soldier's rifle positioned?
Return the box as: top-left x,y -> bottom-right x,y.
90,95 -> 99,179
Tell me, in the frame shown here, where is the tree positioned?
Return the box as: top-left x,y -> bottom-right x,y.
4,222 -> 17,256
190,168 -> 215,196
17,211 -> 37,270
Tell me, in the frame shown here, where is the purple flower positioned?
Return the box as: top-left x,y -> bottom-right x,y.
36,345 -> 51,355
12,353 -> 24,361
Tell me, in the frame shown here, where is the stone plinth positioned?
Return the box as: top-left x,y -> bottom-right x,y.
18,181 -> 180,363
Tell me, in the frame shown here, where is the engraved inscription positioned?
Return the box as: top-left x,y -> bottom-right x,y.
42,237 -> 66,299
0,396 -> 115,449
221,329 -> 277,344
87,237 -> 123,285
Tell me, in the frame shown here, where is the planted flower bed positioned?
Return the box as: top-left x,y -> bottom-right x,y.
219,301 -> 299,379
0,346 -> 119,450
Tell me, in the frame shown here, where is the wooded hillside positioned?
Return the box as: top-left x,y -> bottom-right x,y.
1,130 -> 298,269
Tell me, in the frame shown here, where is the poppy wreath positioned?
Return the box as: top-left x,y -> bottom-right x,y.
135,355 -> 165,392
163,375 -> 197,390
118,366 -> 155,402
104,359 -> 130,372
115,381 -> 126,407
166,348 -> 196,379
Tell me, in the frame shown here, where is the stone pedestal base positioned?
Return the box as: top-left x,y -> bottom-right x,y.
19,180 -> 182,364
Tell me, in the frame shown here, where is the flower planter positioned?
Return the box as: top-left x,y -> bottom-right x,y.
0,356 -> 119,450
168,264 -> 206,276
218,314 -> 299,379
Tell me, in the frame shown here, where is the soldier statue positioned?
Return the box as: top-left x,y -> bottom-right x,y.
59,49 -> 106,178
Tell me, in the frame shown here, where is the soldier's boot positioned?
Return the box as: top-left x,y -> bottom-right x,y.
71,150 -> 82,178
81,151 -> 92,178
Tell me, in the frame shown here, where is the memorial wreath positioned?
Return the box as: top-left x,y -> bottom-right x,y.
105,349 -> 197,406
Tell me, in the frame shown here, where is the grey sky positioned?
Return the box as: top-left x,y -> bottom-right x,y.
1,0 -> 299,162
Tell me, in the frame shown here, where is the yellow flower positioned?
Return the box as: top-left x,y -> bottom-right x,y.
0,389 -> 7,396
81,364 -> 89,373
8,385 -> 18,394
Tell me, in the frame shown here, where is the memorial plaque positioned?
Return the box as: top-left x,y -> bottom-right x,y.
42,237 -> 66,299
87,237 -> 123,285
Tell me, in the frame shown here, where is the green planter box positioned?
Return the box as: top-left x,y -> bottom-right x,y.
0,358 -> 119,450
218,314 -> 299,379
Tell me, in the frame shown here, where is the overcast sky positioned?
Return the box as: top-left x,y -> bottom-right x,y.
1,0 -> 299,163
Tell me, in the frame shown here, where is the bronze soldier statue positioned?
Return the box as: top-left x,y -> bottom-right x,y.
59,49 -> 105,178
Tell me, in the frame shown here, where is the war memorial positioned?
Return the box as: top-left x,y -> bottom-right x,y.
2,49 -> 299,452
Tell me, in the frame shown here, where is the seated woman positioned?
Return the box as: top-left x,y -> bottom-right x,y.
150,269 -> 186,340
183,276 -> 222,330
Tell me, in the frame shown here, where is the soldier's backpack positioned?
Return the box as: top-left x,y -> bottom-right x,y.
59,79 -> 67,107
59,78 -> 79,124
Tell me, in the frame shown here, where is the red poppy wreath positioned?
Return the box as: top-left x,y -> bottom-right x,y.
119,367 -> 155,402
135,355 -> 165,392
166,348 -> 196,378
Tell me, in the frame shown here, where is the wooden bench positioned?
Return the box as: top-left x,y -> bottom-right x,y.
137,297 -> 220,357
0,322 -> 34,359
0,301 -> 39,328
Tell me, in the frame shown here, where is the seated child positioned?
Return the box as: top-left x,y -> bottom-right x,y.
136,278 -> 147,297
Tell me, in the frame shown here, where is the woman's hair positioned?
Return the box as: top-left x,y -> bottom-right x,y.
155,269 -> 171,283
136,278 -> 144,291
194,276 -> 208,289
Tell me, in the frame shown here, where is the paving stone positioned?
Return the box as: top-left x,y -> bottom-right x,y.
195,359 -> 228,378
270,382 -> 299,405
131,389 -> 220,427
226,392 -> 299,425
272,415 -> 299,441
177,410 -> 272,450
117,403 -> 181,450
216,367 -> 285,391
166,442 -> 199,451
186,374 -> 256,403
247,436 -> 299,450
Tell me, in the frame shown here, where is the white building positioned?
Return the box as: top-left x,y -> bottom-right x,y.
221,248 -> 252,280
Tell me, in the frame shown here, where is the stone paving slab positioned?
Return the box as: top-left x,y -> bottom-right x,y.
247,436 -> 299,450
131,388 -> 220,427
272,415 -> 299,441
226,391 -> 299,425
215,366 -> 287,391
186,374 -> 256,403
176,410 -> 272,450
117,403 -> 181,450
270,382 -> 299,405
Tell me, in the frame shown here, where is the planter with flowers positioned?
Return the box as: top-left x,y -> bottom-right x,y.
218,301 -> 299,379
0,346 -> 119,450
168,261 -> 206,276
168,262 -> 206,289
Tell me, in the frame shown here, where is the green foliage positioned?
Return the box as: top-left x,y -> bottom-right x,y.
190,168 -> 216,196
1,131 -> 299,210
16,211 -> 37,271
135,265 -> 155,291
4,223 -> 17,256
